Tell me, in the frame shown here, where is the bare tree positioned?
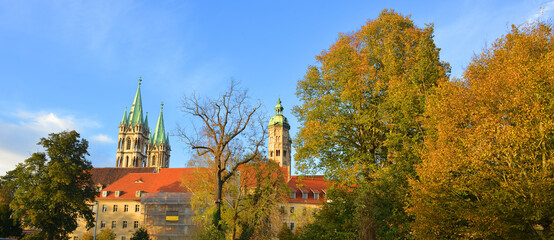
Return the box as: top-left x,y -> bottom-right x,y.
178,81 -> 267,230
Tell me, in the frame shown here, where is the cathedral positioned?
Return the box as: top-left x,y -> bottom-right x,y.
70,82 -> 328,239
115,78 -> 170,170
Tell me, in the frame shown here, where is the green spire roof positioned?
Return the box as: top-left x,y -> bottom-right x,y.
269,98 -> 290,128
127,77 -> 144,126
120,107 -> 128,125
144,112 -> 149,130
152,102 -> 169,146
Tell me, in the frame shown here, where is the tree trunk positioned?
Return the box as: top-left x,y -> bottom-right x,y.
213,168 -> 223,230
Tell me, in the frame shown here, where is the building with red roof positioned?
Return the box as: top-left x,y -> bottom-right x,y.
70,99 -> 329,239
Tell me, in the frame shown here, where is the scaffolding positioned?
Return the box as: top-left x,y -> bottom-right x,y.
141,192 -> 195,240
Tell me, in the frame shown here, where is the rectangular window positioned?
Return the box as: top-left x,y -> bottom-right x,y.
276,150 -> 280,156
290,192 -> 296,199
314,193 -> 319,200
122,221 -> 127,229
135,205 -> 140,212
302,192 -> 308,199
124,205 -> 128,212
113,205 -> 118,212
290,222 -> 295,231
270,151 -> 273,157
166,211 -> 179,222
280,206 -> 286,214
112,221 -> 116,229
290,207 -> 295,214
134,221 -> 139,229
121,237 -> 126,240
74,237 -> 78,240
102,205 -> 107,212
100,221 -> 105,229
284,150 -> 287,157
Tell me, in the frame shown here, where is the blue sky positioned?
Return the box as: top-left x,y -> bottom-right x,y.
0,0 -> 551,175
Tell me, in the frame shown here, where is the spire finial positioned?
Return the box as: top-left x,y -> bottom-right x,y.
161,102 -> 164,110
275,98 -> 284,115
138,77 -> 142,85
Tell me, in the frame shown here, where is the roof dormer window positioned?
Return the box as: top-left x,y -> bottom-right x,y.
314,192 -> 319,200
102,191 -> 108,197
135,190 -> 142,197
290,191 -> 296,199
302,192 -> 308,199
115,191 -> 121,197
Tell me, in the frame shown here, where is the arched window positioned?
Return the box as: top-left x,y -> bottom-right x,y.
118,139 -> 121,150
125,156 -> 129,167
126,138 -> 131,150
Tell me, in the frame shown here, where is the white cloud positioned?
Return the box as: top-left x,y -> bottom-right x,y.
528,1 -> 554,23
0,109 -> 101,174
91,134 -> 114,143
0,148 -> 27,175
14,110 -> 99,133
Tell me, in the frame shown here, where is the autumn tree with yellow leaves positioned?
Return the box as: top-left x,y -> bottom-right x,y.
410,22 -> 554,239
293,9 -> 449,239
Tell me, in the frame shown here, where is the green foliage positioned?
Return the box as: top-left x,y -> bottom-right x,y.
295,187 -> 357,240
96,228 -> 116,240
130,227 -> 151,240
81,231 -> 93,240
8,131 -> 96,240
293,9 -> 448,238
410,21 -> 554,239
0,185 -> 22,238
20,232 -> 46,240
231,161 -> 289,239
277,223 -> 296,240
194,224 -> 225,240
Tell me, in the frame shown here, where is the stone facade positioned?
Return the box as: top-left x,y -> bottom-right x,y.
116,78 -> 170,170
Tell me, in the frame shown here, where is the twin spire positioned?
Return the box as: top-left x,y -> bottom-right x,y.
150,102 -> 170,146
120,77 -> 169,147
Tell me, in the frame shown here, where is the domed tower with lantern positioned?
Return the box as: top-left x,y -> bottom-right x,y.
268,98 -> 292,170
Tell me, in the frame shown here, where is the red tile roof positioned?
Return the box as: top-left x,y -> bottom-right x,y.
90,167 -> 156,187
99,168 -> 197,201
96,166 -> 331,204
287,175 -> 330,204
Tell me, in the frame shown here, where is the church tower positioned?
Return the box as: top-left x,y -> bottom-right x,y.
147,103 -> 171,169
116,78 -> 149,168
268,99 -> 292,168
